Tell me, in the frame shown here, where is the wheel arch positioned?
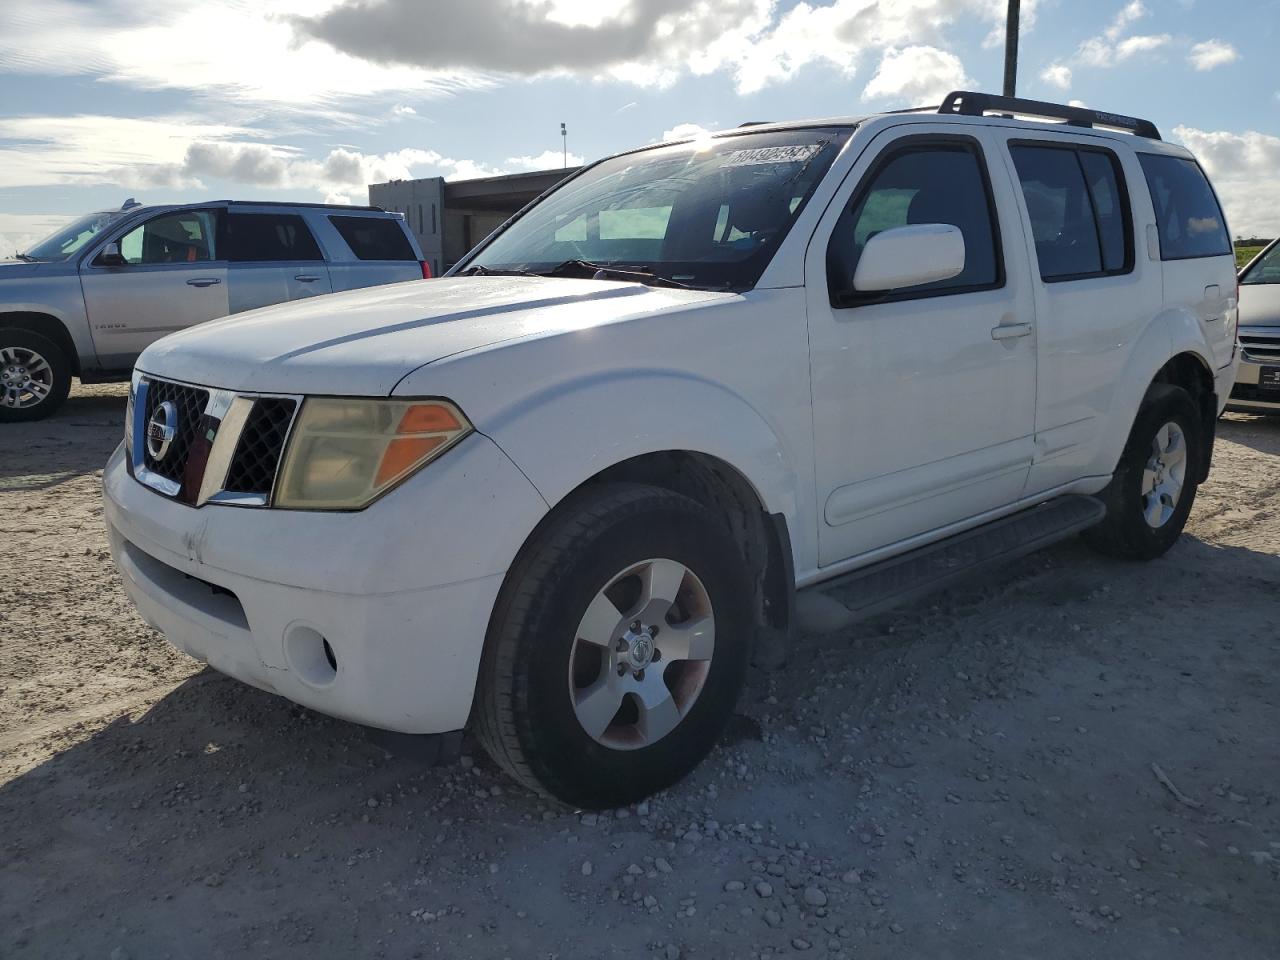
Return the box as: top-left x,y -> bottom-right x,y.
497,450 -> 797,673
0,310 -> 80,376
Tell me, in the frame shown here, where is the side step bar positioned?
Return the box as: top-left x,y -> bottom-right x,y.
801,495 -> 1106,628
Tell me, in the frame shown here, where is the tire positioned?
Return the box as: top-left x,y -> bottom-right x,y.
1083,385 -> 1203,561
0,328 -> 71,423
474,482 -> 754,808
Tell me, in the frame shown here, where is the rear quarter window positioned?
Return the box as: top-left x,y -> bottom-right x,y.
1138,154 -> 1231,260
328,216 -> 416,261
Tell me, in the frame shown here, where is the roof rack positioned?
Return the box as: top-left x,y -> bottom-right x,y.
219,199 -> 385,212
938,91 -> 1161,141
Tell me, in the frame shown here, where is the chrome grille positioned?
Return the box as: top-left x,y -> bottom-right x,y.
130,375 -> 299,507
140,379 -> 209,486
1241,333 -> 1280,363
223,398 -> 297,495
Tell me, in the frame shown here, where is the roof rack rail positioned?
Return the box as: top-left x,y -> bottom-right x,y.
938,91 -> 1161,141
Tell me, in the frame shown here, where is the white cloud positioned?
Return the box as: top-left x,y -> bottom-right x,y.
0,0 -> 492,112
1175,126 -> 1280,237
862,45 -> 971,105
1188,39 -> 1239,71
1071,1 -> 1171,67
507,150 -> 585,170
0,213 -> 73,259
1041,63 -> 1072,90
391,104 -> 418,117
660,123 -> 713,142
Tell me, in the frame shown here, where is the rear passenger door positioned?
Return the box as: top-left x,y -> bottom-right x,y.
223,211 -> 332,314
996,134 -> 1162,494
320,214 -> 425,293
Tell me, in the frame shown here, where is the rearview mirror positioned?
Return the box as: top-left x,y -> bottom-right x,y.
853,223 -> 965,293
96,241 -> 126,267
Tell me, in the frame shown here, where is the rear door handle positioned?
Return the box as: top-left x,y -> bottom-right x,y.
991,322 -> 1032,341
295,275 -> 321,282
186,277 -> 221,287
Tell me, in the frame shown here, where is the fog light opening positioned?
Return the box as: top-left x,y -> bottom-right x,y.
284,624 -> 338,688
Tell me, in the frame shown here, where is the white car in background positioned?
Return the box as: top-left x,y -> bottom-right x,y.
103,92 -> 1238,808
1227,238 -> 1280,413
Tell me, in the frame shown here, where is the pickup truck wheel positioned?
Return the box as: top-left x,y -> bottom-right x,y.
474,482 -> 752,808
1083,385 -> 1202,560
0,329 -> 71,423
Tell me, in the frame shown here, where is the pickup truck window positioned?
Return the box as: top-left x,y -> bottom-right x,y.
224,213 -> 324,262
1138,154 -> 1231,261
116,210 -> 219,265
1009,143 -> 1132,281
328,215 -> 416,261
827,139 -> 1001,304
463,127 -> 853,291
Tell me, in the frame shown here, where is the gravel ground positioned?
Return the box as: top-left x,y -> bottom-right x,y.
2,383 -> 1278,959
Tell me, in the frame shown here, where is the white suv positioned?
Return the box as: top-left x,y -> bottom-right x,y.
103,92 -> 1239,807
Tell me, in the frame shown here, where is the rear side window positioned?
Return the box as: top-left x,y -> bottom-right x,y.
1138,154 -> 1231,260
224,213 -> 323,262
1009,144 -> 1133,281
827,140 -> 1001,304
328,215 -> 417,261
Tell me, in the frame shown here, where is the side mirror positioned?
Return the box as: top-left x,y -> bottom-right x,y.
853,223 -> 965,293
97,242 -> 126,267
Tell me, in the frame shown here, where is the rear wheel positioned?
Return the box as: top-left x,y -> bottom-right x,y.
474,483 -> 753,808
1084,385 -> 1202,560
0,329 -> 71,423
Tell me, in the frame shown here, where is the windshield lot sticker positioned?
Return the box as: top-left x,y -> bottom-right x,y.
721,145 -> 823,167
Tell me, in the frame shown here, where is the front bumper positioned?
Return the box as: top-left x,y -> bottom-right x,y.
103,433 -> 548,734
1227,352 -> 1280,413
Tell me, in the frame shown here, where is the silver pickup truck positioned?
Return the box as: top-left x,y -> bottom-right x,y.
1,200 -> 429,421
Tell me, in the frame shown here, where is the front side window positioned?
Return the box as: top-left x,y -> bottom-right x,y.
1009,144 -> 1133,281
464,127 -> 853,291
224,213 -> 323,262
827,140 -> 1001,303
1138,154 -> 1231,260
114,210 -> 219,265
24,210 -> 130,262
1240,242 -> 1280,285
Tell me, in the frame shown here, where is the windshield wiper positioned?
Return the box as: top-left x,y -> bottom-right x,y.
13,253 -> 37,262
456,264 -> 541,277
541,259 -> 693,290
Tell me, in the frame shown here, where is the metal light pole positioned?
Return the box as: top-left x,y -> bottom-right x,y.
1003,0 -> 1020,97
561,122 -> 567,168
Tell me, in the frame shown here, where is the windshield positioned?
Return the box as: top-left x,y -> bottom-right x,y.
462,127 -> 853,291
1241,242 -> 1280,285
23,210 -> 131,262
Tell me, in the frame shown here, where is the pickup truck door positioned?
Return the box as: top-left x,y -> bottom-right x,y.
804,125 -> 1039,567
79,209 -> 228,368
223,211 -> 333,314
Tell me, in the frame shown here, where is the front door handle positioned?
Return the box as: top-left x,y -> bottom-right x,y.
295,275 -> 321,282
186,277 -> 221,287
991,322 -> 1032,341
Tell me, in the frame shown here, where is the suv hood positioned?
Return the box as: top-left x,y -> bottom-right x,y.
138,275 -> 730,396
1239,283 -> 1280,327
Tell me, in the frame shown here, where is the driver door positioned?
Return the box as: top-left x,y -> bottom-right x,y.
805,126 -> 1039,567
80,209 -> 229,368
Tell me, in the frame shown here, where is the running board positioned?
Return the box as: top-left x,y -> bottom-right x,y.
798,495 -> 1106,631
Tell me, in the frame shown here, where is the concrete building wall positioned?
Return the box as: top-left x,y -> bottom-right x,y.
368,177 -> 446,277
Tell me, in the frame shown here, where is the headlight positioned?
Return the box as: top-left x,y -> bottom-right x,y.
275,398 -> 472,510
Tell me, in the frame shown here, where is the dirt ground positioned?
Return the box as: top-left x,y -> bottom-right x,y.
2,383 -> 1277,960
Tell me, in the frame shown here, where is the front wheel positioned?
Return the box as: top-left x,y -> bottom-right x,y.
0,328 -> 71,423
473,483 -> 753,808
1084,385 -> 1203,560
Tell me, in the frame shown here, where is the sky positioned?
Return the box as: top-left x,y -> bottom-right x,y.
1,0 -> 1278,255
